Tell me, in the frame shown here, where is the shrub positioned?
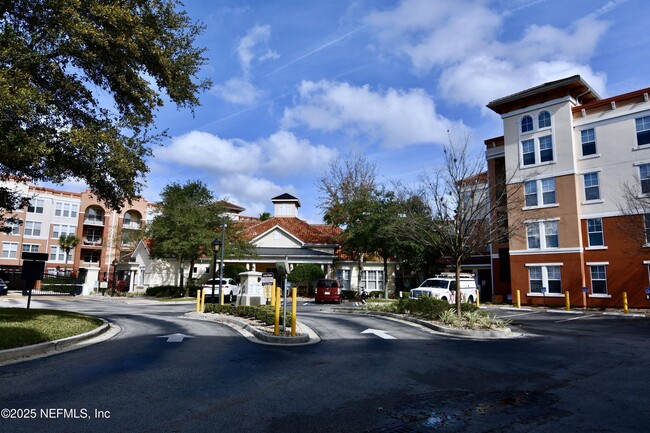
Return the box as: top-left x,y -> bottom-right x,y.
145,285 -> 183,298
341,290 -> 356,300
204,303 -> 292,326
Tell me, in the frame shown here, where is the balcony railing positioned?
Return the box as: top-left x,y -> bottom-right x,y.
82,238 -> 103,246
83,217 -> 104,226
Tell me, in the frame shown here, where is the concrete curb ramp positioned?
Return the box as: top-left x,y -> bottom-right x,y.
0,319 -> 114,365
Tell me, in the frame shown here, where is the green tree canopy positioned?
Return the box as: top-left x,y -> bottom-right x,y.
0,0 -> 210,222
147,180 -> 254,294
287,264 -> 325,296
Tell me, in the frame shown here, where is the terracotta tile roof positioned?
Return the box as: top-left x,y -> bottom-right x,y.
242,217 -> 341,245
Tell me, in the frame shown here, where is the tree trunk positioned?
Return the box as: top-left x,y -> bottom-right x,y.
186,258 -> 196,297
383,254 -> 389,299
179,259 -> 184,294
357,253 -> 365,293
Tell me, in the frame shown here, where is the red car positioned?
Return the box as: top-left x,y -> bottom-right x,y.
314,279 -> 342,304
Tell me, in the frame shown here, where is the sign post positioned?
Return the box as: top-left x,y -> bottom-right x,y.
262,272 -> 274,305
582,287 -> 589,309
21,252 -> 48,309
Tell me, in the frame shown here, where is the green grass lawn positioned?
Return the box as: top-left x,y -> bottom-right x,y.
0,308 -> 103,350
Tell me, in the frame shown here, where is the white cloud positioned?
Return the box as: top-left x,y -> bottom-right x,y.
211,77 -> 263,105
155,130 -> 261,173
365,0 -> 611,108
282,80 -> 464,148
215,174 -> 294,216
238,24 -> 280,75
262,130 -> 338,176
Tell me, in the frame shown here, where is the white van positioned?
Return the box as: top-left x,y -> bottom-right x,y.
408,273 -> 478,303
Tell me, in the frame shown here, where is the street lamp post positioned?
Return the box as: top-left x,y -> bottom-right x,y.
211,237 -> 221,306
218,223 -> 227,305
111,259 -> 118,297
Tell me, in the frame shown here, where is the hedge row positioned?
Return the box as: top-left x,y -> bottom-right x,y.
204,304 -> 292,326
377,297 -> 478,321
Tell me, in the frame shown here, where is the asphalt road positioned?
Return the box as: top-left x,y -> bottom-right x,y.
1,296 -> 649,432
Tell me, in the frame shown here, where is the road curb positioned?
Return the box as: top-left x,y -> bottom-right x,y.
333,308 -> 517,339
0,319 -> 113,364
187,312 -> 320,345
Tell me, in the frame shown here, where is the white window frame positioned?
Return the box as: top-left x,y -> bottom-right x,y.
524,178 -> 556,208
22,244 -> 39,253
4,222 -> 20,236
581,128 -> 597,156
49,245 -> 66,262
27,199 -> 44,214
636,116 -> 650,147
55,202 -> 79,218
640,163 -> 650,195
82,250 -> 101,264
526,220 -> 559,250
2,242 -> 18,259
361,269 -> 384,292
589,265 -> 608,295
521,115 -> 533,134
336,269 -> 351,290
52,224 -> 76,239
587,218 -> 604,247
23,220 -> 42,237
583,172 -> 600,201
527,265 -> 562,295
521,136 -> 554,167
538,111 -> 551,129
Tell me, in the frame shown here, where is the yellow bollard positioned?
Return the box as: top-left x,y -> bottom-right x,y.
565,291 -> 570,311
623,292 -> 629,314
516,290 -> 521,309
475,289 -> 480,307
274,287 -> 281,336
291,287 -> 297,336
196,289 -> 202,312
201,290 -> 206,313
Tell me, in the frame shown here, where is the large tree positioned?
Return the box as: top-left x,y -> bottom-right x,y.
398,134 -> 524,315
147,180 -> 254,296
0,0 -> 210,225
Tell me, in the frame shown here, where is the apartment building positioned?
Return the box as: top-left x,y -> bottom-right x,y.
0,179 -> 150,284
486,75 -> 650,308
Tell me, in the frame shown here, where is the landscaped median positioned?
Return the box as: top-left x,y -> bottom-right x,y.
0,308 -> 108,362
349,297 -> 515,338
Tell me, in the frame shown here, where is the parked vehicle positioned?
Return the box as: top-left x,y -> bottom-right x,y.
314,279 -> 343,304
202,278 -> 240,303
0,278 -> 7,296
408,273 -> 477,303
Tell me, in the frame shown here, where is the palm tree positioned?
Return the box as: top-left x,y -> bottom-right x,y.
59,234 -> 79,276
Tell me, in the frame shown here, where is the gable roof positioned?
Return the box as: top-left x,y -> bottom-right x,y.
242,217 -> 340,245
271,193 -> 301,207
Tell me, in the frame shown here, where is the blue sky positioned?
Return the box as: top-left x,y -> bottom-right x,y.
51,0 -> 648,222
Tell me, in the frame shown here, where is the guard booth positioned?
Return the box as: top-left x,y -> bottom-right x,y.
236,271 -> 263,306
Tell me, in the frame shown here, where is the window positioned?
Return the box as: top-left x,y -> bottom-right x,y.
49,245 -> 66,262
539,136 -> 553,162
4,223 -> 20,235
587,218 -> 604,246
526,223 -> 540,249
584,172 -> 600,201
636,116 -> 650,146
27,199 -> 44,214
524,178 -> 556,207
2,242 -> 18,259
528,265 -> 562,294
538,111 -> 551,128
22,244 -> 39,253
521,115 -> 533,133
82,250 -> 101,263
361,270 -> 384,292
86,207 -> 104,223
581,128 -> 596,156
645,214 -> 650,244
55,202 -> 79,218
23,221 -> 42,237
526,221 -> 558,249
522,139 -> 535,166
640,164 -> 650,194
590,266 -> 608,294
85,228 -> 102,243
525,181 -> 538,207
336,269 -> 351,290
52,224 -> 76,239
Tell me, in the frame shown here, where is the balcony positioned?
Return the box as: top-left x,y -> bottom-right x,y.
83,217 -> 104,226
82,238 -> 103,247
